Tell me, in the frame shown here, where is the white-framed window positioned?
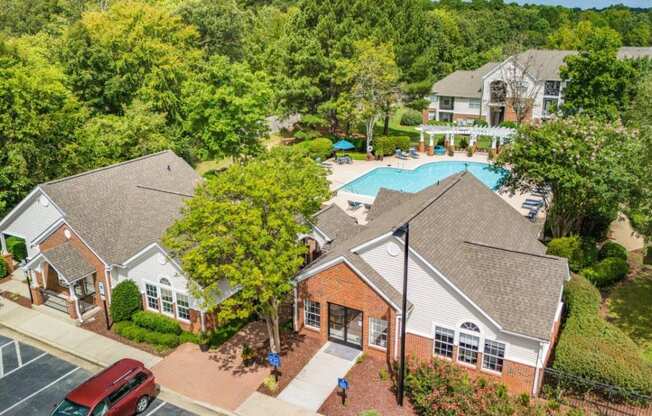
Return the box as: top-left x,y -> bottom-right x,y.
304,300 -> 320,329
369,317 -> 388,349
160,287 -> 174,315
145,283 -> 159,310
482,340 -> 506,373
460,321 -> 480,332
458,333 -> 480,365
176,293 -> 191,321
433,326 -> 455,358
469,98 -> 481,109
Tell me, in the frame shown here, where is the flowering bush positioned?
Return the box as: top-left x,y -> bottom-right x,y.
405,358 -> 585,415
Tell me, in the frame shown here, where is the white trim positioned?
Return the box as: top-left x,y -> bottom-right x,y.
120,242 -> 185,275
432,323 -> 456,359
296,256 -> 401,311
350,232 -> 393,253
481,338 -> 508,374
394,316 -> 401,361
30,218 -> 66,247
293,287 -> 298,331
368,316 -> 389,350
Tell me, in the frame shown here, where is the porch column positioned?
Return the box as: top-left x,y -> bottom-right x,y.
427,133 -> 435,156
418,129 -> 425,153
450,135 -> 455,147
469,134 -> 476,147
491,137 -> 498,150
28,269 -> 44,305
0,233 -> 7,255
68,284 -> 83,323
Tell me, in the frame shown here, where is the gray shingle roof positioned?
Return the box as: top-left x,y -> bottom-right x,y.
41,242 -> 95,282
513,49 -> 576,81
312,204 -> 362,242
431,62 -> 498,98
41,151 -> 201,265
302,172 -> 567,340
367,189 -> 411,222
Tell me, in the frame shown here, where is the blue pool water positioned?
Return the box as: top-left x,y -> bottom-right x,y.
341,161 -> 506,197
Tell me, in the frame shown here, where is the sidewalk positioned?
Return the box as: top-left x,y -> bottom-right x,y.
0,295 -> 160,368
238,392 -> 321,416
277,342 -> 360,412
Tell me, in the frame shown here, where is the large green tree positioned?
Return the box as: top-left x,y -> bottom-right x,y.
62,100 -> 174,174
59,0 -> 201,119
560,28 -> 639,121
337,39 -> 399,154
164,147 -> 330,352
496,116 -> 643,239
0,35 -> 85,216
181,56 -> 272,161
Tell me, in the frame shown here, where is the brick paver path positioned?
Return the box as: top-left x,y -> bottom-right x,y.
152,321 -> 271,411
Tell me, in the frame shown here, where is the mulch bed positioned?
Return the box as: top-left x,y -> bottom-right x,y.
0,291 -> 32,308
257,331 -> 322,397
319,356 -> 416,416
80,310 -> 172,357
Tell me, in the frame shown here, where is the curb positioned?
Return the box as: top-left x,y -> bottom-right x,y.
0,319 -> 237,416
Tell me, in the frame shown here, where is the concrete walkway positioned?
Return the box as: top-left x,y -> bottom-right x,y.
238,392 -> 321,416
0,295 -> 160,368
277,342 -> 360,412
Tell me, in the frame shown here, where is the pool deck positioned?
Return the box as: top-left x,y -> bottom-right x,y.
324,151 -> 545,225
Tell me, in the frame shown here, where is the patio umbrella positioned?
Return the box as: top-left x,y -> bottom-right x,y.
332,139 -> 356,151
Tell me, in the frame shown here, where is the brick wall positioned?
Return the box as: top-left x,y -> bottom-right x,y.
297,262 -> 396,361
453,113 -> 481,121
405,331 -> 537,395
39,224 -> 108,308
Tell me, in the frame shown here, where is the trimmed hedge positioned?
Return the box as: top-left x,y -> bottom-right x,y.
546,236 -> 598,272
132,311 -> 182,335
308,137 -> 333,160
6,236 -> 27,262
179,331 -> 200,344
553,275 -> 652,396
0,256 -> 7,278
114,321 -> 179,348
400,109 -> 423,126
374,136 -> 411,156
110,280 -> 142,322
598,241 -> 628,261
581,257 -> 629,288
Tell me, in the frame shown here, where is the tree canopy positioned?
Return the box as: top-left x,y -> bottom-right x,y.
164,147 -> 330,351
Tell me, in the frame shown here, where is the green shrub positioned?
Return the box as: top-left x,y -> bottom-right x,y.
114,321 -> 180,348
393,136 -> 411,151
581,257 -> 629,288
400,109 -> 423,126
308,137 -> 333,160
179,331 -> 200,344
546,236 -> 598,272
109,280 -> 142,322
374,136 -> 411,157
645,246 -> 652,265
553,275 -> 652,397
0,256 -> 7,278
358,411 -> 381,416
6,236 -> 27,262
406,357 -> 578,415
132,310 -> 182,335
598,241 -> 628,261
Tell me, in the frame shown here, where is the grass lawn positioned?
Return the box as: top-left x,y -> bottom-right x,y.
605,262 -> 652,363
194,134 -> 284,176
336,151 -> 367,160
373,107 -> 421,140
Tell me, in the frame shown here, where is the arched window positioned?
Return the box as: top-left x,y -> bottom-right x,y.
159,277 -> 171,286
460,322 -> 480,332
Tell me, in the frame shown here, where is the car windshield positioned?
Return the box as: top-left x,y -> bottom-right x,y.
51,399 -> 89,416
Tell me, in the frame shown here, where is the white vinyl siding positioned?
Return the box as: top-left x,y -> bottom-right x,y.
359,238 -> 542,367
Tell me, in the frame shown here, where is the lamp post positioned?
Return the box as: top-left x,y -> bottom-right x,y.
394,222 -> 409,406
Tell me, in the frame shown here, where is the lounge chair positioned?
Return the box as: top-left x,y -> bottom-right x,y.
348,200 -> 362,209
363,203 -> 372,210
522,199 -> 543,209
527,206 -> 540,221
395,149 -> 408,160
409,147 -> 419,159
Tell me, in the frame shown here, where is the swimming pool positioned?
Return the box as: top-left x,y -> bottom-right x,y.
340,161 -> 507,197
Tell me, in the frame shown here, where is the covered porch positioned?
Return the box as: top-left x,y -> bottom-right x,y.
24,242 -> 98,322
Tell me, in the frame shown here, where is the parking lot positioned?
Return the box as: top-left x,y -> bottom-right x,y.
0,334 -> 197,416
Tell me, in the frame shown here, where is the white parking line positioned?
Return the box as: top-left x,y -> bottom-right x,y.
0,352 -> 47,379
0,367 -> 80,415
145,401 -> 166,415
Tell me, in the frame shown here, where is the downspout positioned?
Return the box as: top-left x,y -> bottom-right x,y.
532,341 -> 544,397
104,266 -> 112,305
293,287 -> 298,331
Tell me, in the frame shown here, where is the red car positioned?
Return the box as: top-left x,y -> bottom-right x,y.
51,358 -> 157,416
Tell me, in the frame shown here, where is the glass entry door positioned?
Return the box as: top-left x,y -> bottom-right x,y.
328,303 -> 363,349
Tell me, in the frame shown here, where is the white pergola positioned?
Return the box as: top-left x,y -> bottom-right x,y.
416,125 -> 516,150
